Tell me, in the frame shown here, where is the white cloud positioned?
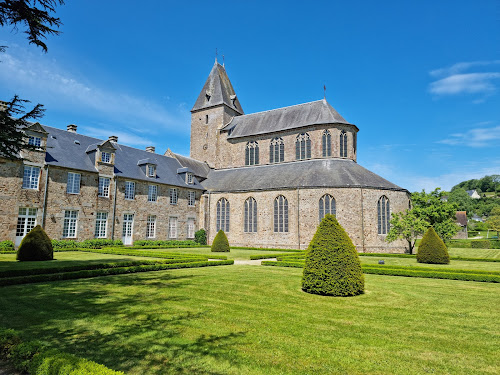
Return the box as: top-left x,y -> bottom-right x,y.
0,45 -> 189,132
81,125 -> 154,148
438,124 -> 500,147
428,60 -> 500,99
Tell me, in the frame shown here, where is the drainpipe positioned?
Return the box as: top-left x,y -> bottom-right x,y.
41,165 -> 50,229
207,191 -> 211,245
297,188 -> 301,250
360,187 -> 366,252
111,176 -> 118,240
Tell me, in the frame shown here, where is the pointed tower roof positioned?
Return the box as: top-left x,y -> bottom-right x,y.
191,61 -> 244,114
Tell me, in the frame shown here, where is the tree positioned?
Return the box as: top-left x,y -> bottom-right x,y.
416,227 -> 450,264
0,0 -> 64,52
411,188 -> 459,241
0,95 -> 45,160
447,188 -> 473,216
487,207 -> 500,238
302,214 -> 364,297
211,230 -> 230,252
386,209 -> 428,254
17,225 -> 53,261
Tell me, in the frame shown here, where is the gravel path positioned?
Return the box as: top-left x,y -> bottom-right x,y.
233,258 -> 276,265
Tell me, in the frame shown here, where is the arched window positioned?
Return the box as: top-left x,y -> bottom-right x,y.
269,137 -> 284,163
340,131 -> 348,158
377,196 -> 390,235
322,130 -> 332,157
295,133 -> 311,160
216,198 -> 230,232
319,194 -> 336,222
274,195 -> 289,232
245,141 -> 259,166
244,197 -> 257,233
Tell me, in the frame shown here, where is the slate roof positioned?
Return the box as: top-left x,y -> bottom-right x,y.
191,62 -> 244,115
168,152 -> 211,179
42,126 -> 204,190
223,99 -> 355,139
201,158 -> 407,193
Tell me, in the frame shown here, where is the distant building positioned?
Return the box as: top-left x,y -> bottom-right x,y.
471,214 -> 484,222
454,211 -> 468,239
466,189 -> 481,199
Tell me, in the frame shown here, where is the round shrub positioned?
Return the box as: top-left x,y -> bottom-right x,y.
211,230 -> 229,252
417,226 -> 450,264
195,228 -> 207,245
302,214 -> 364,297
17,225 -> 54,261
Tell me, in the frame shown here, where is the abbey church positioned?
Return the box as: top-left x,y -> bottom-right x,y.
0,61 -> 409,252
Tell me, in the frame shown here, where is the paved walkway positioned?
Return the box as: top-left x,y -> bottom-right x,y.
233,258 -> 276,266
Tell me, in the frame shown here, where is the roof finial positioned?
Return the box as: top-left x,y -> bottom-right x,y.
215,48 -> 218,63
323,84 -> 326,101
222,54 -> 225,67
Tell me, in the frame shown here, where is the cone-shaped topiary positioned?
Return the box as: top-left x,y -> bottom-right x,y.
17,225 -> 54,261
211,230 -> 230,252
417,226 -> 450,264
302,214 -> 364,296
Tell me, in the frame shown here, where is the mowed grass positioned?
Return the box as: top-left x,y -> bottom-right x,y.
0,266 -> 498,374
448,247 -> 500,259
134,247 -> 295,260
359,256 -> 500,272
0,251 -> 162,272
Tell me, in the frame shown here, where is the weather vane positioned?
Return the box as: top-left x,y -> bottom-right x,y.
324,84 -> 326,100
215,48 -> 218,63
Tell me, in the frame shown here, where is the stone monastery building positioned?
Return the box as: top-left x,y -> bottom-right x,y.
0,61 -> 409,252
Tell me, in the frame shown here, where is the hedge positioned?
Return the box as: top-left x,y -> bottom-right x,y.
0,241 -> 14,251
417,227 -> 450,264
0,260 -> 234,286
17,225 -> 53,261
448,239 -> 500,249
249,253 -> 302,260
211,230 -> 230,252
195,229 -> 207,245
133,240 -> 197,247
471,240 -> 491,249
51,239 -> 123,249
231,246 -> 304,252
0,328 -> 123,374
73,248 -> 227,260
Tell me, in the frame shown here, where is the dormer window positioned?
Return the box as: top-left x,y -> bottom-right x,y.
186,173 -> 194,184
147,164 -> 156,178
101,151 -> 111,163
28,136 -> 41,147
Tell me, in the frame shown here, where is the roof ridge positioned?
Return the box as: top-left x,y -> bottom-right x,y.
238,99 -> 325,118
211,158 -> 353,172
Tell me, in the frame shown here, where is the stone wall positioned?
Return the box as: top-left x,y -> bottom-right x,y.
205,187 -> 409,253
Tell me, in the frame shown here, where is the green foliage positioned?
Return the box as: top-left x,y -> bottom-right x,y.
17,225 -> 53,261
0,328 -> 21,360
302,214 -> 364,296
411,188 -> 459,241
195,228 -> 207,245
133,240 -> 196,247
486,206 -> 500,237
51,239 -> 123,249
447,188 -> 474,215
386,209 -> 428,254
211,230 -> 230,252
417,227 -> 450,264
10,340 -> 44,372
452,174 -> 500,193
0,240 -> 14,250
471,240 -> 491,249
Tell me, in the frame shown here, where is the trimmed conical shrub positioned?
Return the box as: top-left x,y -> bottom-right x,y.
211,230 -> 230,252
302,214 -> 364,296
17,225 -> 54,261
417,226 -> 450,264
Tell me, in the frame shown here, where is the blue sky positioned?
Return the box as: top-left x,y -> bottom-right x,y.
1,0 -> 499,192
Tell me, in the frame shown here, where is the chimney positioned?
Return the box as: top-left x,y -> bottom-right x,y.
146,146 -> 155,153
67,124 -> 77,133
108,135 -> 118,142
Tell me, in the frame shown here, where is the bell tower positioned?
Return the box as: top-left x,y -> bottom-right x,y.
190,61 -> 243,167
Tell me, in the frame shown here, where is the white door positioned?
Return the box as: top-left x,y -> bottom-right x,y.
122,214 -> 134,245
15,208 -> 37,246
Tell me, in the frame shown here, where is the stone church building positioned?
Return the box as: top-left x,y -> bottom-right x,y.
0,61 -> 409,252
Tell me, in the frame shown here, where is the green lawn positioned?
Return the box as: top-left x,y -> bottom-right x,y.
359,256 -> 500,272
0,266 -> 498,374
0,251 -> 162,272
448,247 -> 500,259
134,247 -> 296,260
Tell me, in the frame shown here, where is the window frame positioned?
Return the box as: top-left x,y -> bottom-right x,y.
62,210 -> 78,238
124,181 -> 135,200
244,197 -> 258,233
186,173 -> 194,184
16,207 -> 37,237
98,176 -> 110,198
319,194 -> 336,222
216,198 -> 230,232
146,215 -> 156,238
28,136 -> 41,147
273,195 -> 289,233
22,165 -> 40,190
94,212 -> 108,238
377,195 -> 391,235
340,131 -> 348,158
269,137 -> 284,164
187,218 -> 195,239
169,188 -> 178,205
66,172 -> 81,195
188,191 -> 196,207
168,217 -> 178,239
322,130 -> 332,157
295,133 -> 311,160
245,141 -> 259,166
101,151 -> 111,163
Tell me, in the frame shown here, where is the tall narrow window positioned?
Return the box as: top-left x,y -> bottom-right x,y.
98,177 -> 110,197
216,198 -> 230,232
244,197 -> 257,233
66,172 -> 81,194
95,212 -> 108,238
16,208 -> 37,243
63,210 -> 78,238
186,173 -> 194,184
147,164 -> 156,178
269,137 -> 284,163
187,218 -> 195,238
274,195 -> 289,233
377,196 -> 390,235
295,133 -> 311,160
340,131 -> 348,158
169,217 -> 178,239
125,181 -> 135,200
245,141 -> 259,166
322,130 -> 332,157
169,188 -> 178,205
319,194 -> 336,222
146,215 -> 156,238
148,185 -> 157,202
188,191 -> 196,207
22,166 -> 40,189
